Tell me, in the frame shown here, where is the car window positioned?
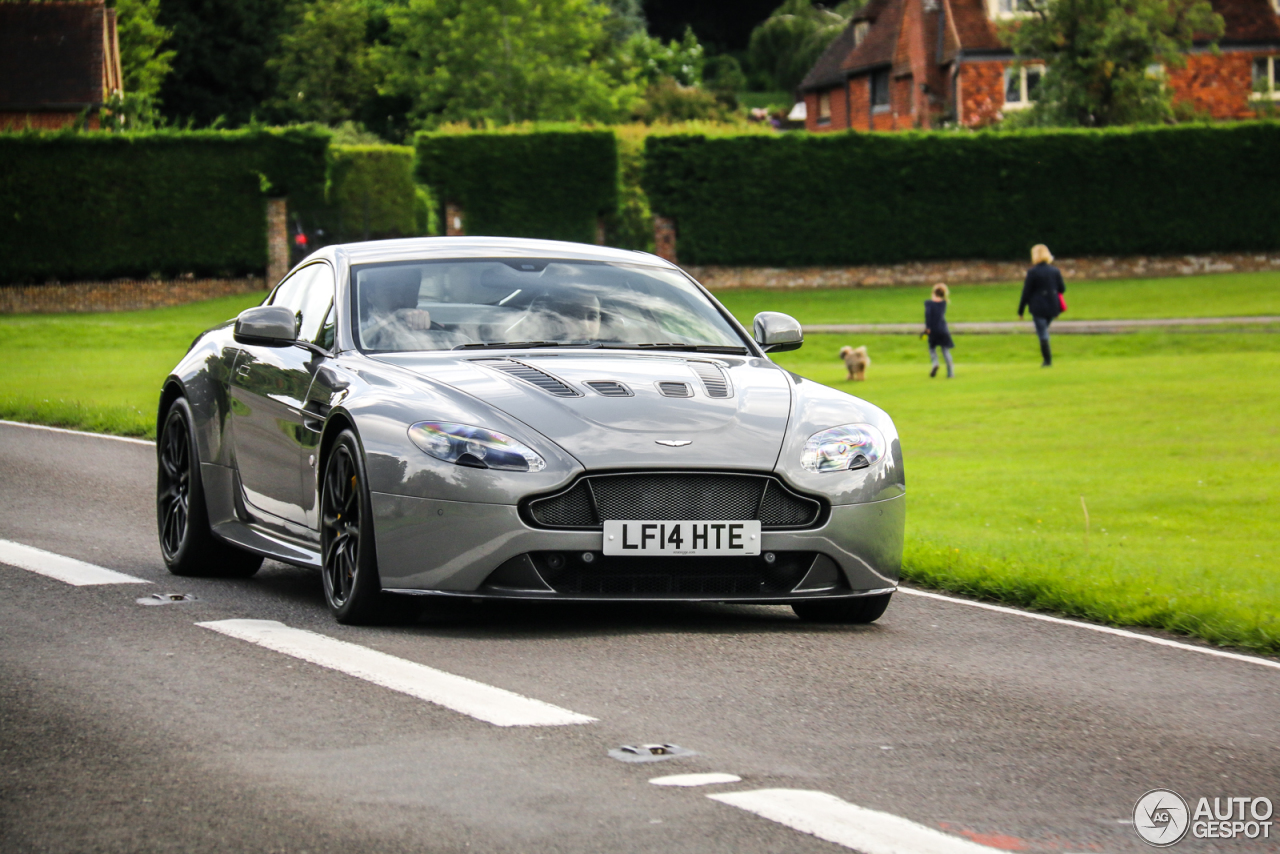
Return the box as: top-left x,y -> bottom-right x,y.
269,263 -> 333,344
350,259 -> 748,354
296,264 -> 335,345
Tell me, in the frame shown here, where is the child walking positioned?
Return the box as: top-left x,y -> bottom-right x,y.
924,283 -> 955,378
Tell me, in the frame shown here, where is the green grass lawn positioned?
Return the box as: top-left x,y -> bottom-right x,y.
776,332 -> 1280,652
0,292 -> 267,436
0,283 -> 1276,652
714,270 -> 1280,326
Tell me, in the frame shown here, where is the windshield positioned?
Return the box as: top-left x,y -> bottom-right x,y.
350,259 -> 748,354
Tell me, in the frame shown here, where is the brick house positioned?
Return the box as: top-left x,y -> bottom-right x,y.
0,1 -> 124,131
799,0 -> 1280,131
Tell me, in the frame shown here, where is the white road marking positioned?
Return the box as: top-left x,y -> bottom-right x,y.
0,419 -> 154,446
897,587 -> 1280,672
0,539 -> 150,586
197,619 -> 597,727
709,789 -> 1001,854
649,772 -> 741,787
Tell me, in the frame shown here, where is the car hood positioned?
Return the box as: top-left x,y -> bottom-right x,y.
372,351 -> 793,471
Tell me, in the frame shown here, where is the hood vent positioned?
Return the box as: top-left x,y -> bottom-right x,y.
475,359 -> 581,398
657,381 -> 692,398
688,361 -> 732,398
585,380 -> 633,397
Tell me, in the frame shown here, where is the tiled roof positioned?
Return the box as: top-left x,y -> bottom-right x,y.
948,0 -> 1003,52
841,0 -> 906,74
0,2 -> 114,109
799,18 -> 859,90
1215,0 -> 1280,43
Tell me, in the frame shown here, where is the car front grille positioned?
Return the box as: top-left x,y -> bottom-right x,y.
529,551 -> 817,596
523,472 -> 823,530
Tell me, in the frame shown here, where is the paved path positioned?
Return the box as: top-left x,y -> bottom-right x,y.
2,421 -> 1278,854
805,315 -> 1280,335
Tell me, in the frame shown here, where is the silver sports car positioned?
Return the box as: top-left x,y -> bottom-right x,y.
157,238 -> 904,624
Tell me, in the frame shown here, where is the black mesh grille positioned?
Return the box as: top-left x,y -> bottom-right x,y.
525,473 -> 822,530
688,361 -> 731,398
657,381 -> 692,398
531,551 -> 815,596
585,380 -> 632,397
477,359 -> 580,397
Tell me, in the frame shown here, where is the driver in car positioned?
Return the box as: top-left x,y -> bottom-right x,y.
359,269 -> 469,350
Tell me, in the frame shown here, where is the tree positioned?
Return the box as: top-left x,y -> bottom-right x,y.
115,0 -> 175,100
747,0 -> 863,93
156,0 -> 294,126
375,0 -> 634,128
269,0 -> 379,125
1004,0 -> 1224,126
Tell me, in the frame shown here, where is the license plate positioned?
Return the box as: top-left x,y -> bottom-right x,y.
602,520 -> 761,557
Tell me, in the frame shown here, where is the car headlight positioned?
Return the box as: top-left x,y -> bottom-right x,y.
800,424 -> 886,473
408,421 -> 546,472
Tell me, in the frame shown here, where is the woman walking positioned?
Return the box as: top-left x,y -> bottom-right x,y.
1018,244 -> 1066,367
924,283 -> 954,378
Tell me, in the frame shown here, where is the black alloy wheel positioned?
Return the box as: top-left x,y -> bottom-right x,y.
157,397 -> 262,578
791,592 -> 892,624
320,429 -> 390,624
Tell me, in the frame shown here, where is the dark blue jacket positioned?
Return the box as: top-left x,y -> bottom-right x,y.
1019,263 -> 1066,319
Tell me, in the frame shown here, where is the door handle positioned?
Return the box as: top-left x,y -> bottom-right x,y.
235,364 -> 252,379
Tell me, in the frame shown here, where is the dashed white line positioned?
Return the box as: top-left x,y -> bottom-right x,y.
0,419 -> 154,446
197,619 -> 597,727
649,772 -> 741,787
0,539 -> 150,586
897,586 -> 1280,672
709,789 -> 1002,854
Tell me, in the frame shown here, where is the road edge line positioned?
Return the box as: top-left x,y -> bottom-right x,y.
897,586 -> 1280,672
0,539 -> 150,586
0,419 -> 154,446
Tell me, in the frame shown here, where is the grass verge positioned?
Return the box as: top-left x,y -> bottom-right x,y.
774,332 -> 1280,653
0,292 -> 266,436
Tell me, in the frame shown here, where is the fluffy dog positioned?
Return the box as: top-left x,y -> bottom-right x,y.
839,345 -> 870,381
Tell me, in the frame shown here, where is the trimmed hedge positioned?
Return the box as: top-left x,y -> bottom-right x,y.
415,128 -> 617,244
327,144 -> 437,241
0,127 -> 329,283
642,123 -> 1280,266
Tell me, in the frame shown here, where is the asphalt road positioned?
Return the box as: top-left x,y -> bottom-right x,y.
2,421 -> 1277,854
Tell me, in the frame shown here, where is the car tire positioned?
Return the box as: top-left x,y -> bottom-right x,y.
791,592 -> 892,624
157,397 -> 263,578
320,429 -> 406,625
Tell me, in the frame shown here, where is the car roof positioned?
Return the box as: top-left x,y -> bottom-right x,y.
327,236 -> 677,269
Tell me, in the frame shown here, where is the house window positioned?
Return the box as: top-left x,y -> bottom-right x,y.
990,0 -> 1034,18
818,92 -> 832,123
871,70 -> 890,111
854,21 -> 870,47
1252,57 -> 1280,100
1003,64 -> 1042,109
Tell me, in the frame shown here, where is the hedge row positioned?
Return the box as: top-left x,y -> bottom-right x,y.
415,127 -> 618,245
326,144 -> 436,242
642,123 -> 1280,266
0,128 -> 329,282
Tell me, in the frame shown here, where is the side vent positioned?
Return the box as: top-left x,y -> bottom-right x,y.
657,381 -> 693,398
475,359 -> 581,398
688,361 -> 732,398
585,380 -> 633,397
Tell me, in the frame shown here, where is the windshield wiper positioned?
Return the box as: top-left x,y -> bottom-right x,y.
607,343 -> 750,355
453,341 -> 603,350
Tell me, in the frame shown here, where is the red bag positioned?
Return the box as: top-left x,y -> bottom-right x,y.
1058,293 -> 1068,313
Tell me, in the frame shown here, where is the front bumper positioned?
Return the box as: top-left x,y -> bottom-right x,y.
371,491 -> 904,602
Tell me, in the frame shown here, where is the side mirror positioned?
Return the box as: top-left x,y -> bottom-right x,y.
234,305 -> 298,346
752,311 -> 803,353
